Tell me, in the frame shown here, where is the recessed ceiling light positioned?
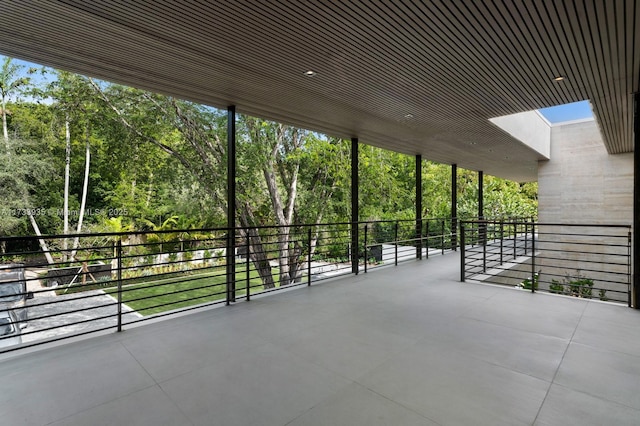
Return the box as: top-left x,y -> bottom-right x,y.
304,70 -> 317,77
469,141 -> 477,145
404,113 -> 414,119
553,75 -> 565,82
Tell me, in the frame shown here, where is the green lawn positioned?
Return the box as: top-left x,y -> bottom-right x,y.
105,266 -> 276,316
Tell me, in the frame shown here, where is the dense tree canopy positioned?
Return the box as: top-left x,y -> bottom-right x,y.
0,56 -> 537,241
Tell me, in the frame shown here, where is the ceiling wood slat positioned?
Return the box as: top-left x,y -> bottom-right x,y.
0,0 -> 635,181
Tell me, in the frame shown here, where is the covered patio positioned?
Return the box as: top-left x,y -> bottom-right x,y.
2,252 -> 640,426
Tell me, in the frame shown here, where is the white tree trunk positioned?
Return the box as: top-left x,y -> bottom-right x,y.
71,129 -> 90,260
2,95 -> 8,153
27,212 -> 54,265
62,118 -> 71,261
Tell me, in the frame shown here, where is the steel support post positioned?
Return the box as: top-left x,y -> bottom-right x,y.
460,224 -> 466,282
634,92 -> 640,308
226,105 -> 236,305
308,228 -> 312,286
245,233 -> 250,301
116,238 -> 122,332
351,138 -> 359,275
416,154 -> 423,259
478,170 -> 484,220
451,164 -> 458,250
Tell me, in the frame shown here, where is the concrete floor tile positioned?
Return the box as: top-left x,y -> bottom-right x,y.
120,318 -> 264,382
572,314 -> 640,357
359,341 -> 550,426
462,296 -> 584,339
554,343 -> 640,410
0,340 -> 155,425
535,384 -> 640,426
287,383 -> 439,426
420,317 -> 569,381
49,386 -> 192,426
161,342 -> 350,426
581,301 -> 640,326
281,325 -> 407,381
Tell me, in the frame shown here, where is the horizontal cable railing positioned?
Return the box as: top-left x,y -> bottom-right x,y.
460,220 -> 631,306
0,217 -> 460,353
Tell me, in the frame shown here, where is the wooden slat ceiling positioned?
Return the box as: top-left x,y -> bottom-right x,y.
0,0 -> 637,182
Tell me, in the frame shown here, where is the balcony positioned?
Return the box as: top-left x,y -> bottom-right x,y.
2,249 -> 640,425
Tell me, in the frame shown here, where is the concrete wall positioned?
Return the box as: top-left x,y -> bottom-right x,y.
490,110 -> 551,159
536,119 -> 632,303
538,119 -> 633,225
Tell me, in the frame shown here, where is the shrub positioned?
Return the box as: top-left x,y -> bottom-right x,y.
549,279 -> 565,294
568,277 -> 593,298
521,272 -> 539,290
599,288 -> 608,301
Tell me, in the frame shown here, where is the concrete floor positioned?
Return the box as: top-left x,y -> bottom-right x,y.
2,252 -> 640,425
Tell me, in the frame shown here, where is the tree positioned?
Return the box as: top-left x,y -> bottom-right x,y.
0,57 -> 31,153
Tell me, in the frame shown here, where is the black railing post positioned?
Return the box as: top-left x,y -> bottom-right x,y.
460,223 -> 466,282
629,230 -> 632,307
116,238 -> 123,332
513,221 -> 517,259
416,218 -> 423,260
246,231 -> 250,301
364,225 -> 368,273
482,221 -> 487,273
308,227 -> 312,286
531,222 -> 536,293
524,221 -> 528,256
395,221 -> 399,266
426,220 -> 430,259
441,219 -> 445,255
500,220 -> 504,265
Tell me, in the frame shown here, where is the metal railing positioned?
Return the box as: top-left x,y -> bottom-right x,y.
0,217 -> 456,352
362,217 -> 457,271
460,220 -> 632,306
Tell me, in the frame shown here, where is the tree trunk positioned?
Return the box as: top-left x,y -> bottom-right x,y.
62,117 -> 71,261
27,212 -> 54,265
239,211 -> 276,289
71,126 -> 90,260
1,94 -> 8,153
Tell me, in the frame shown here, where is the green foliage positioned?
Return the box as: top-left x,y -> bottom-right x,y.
598,288 -> 608,301
0,54 -> 538,242
521,272 -> 539,290
567,277 -> 594,299
549,279 -> 565,294
548,272 -> 599,299
0,137 -> 58,235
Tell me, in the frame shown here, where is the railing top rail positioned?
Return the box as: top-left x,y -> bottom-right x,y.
0,215 -> 541,242
1,216 -> 464,241
460,220 -> 630,229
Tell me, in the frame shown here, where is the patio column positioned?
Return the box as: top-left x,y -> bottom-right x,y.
451,164 -> 458,250
226,105 -> 236,305
634,92 -> 640,308
416,154 -> 423,259
478,170 -> 484,219
351,138 -> 359,274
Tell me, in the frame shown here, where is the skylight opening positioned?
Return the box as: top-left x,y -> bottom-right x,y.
537,100 -> 594,124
